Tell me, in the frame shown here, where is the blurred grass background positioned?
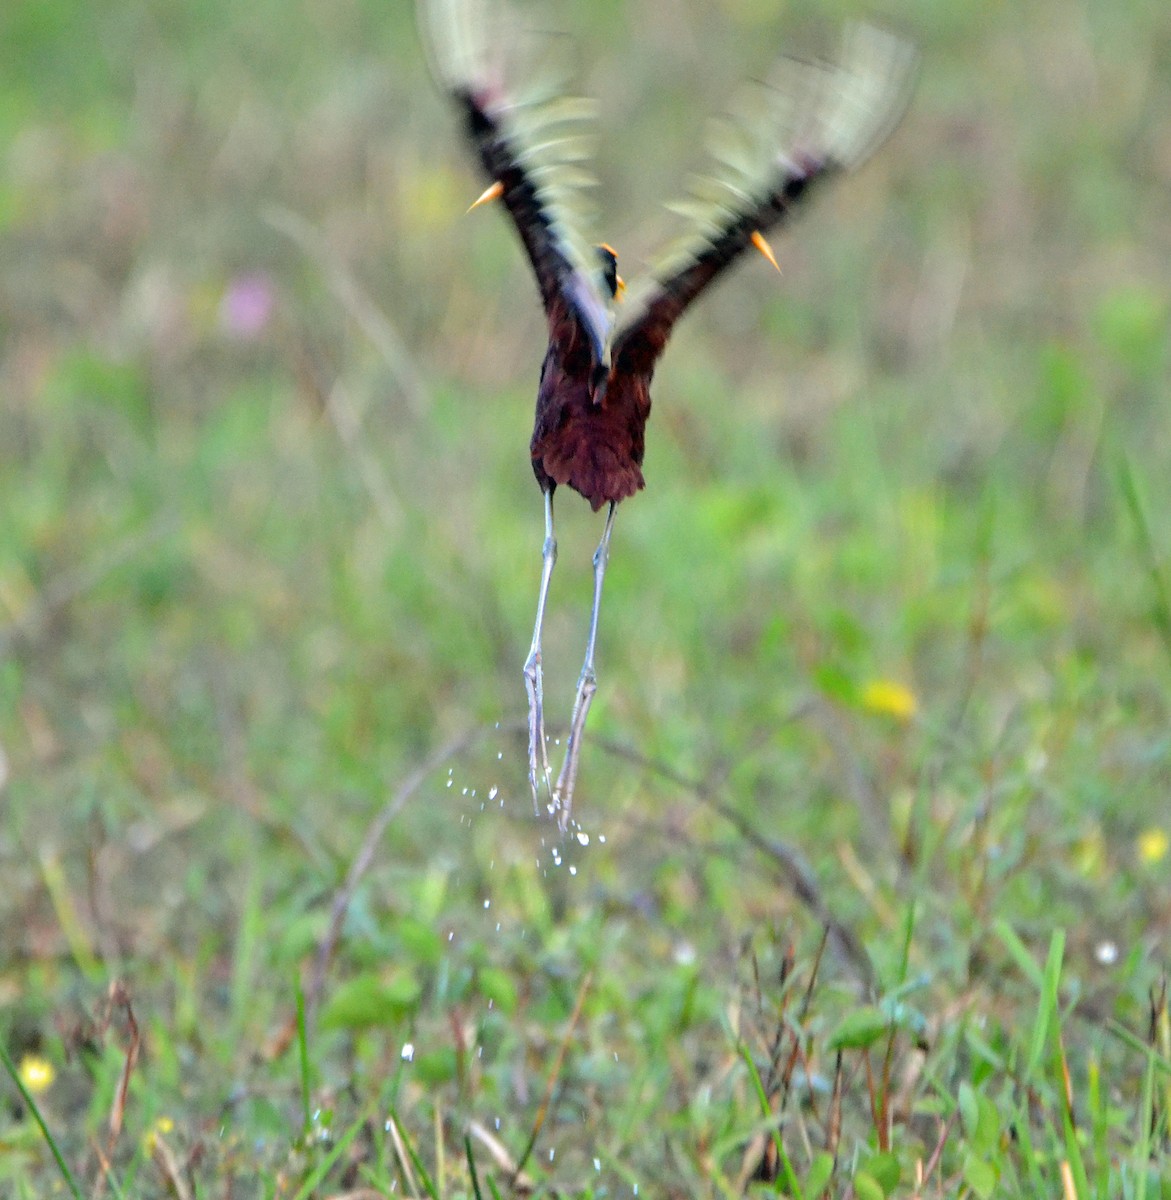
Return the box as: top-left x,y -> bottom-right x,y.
2,0 -> 1170,1195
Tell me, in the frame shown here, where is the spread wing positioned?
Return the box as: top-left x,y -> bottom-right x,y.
614,25 -> 916,373
421,0 -> 613,374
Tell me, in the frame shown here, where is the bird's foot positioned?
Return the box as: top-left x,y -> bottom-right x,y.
523,651 -> 553,814
551,671 -> 597,833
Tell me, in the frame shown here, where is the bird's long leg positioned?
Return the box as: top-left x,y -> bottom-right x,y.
552,501 -> 617,831
523,488 -> 557,812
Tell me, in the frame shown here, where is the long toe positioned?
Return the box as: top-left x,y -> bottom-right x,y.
525,675 -> 552,813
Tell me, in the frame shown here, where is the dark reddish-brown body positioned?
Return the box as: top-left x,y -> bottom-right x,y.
530,303 -> 652,510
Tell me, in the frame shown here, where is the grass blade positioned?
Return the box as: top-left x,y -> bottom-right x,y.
294,972 -> 312,1134
1116,452 -> 1171,664
466,1134 -> 485,1200
741,1043 -> 802,1196
388,1106 -> 440,1199
1032,930 -> 1066,1080
291,1102 -> 374,1200
0,1040 -> 84,1200
1134,1047 -> 1154,1200
229,862 -> 263,1044
997,924 -> 1065,1082
896,898 -> 917,988
995,920 -> 1044,991
1056,1034 -> 1090,1200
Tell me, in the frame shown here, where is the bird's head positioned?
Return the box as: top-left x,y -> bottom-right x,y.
595,243 -> 625,301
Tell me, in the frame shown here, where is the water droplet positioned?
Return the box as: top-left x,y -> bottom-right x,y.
594,1157 -> 601,1171
569,865 -> 577,875
598,834 -> 607,844
1095,940 -> 1119,965
401,1042 -> 415,1062
576,831 -> 589,846
483,899 -> 491,909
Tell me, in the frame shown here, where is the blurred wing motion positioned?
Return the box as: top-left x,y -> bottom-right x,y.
421,0 -> 614,374
614,25 -> 917,372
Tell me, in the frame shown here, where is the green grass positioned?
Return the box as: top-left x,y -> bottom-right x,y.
2,0 -> 1170,1195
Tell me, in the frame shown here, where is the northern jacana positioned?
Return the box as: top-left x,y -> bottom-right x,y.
422,0 -> 914,830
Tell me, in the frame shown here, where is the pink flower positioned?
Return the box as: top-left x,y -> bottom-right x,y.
219,272 -> 275,339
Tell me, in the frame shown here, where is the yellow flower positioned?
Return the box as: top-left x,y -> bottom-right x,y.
143,1116 -> 175,1154
18,1054 -> 55,1094
859,679 -> 918,722
1137,828 -> 1168,865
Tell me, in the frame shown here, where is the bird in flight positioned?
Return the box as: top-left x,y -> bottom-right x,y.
421,0 -> 914,830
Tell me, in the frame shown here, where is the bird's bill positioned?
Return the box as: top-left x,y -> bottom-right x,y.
597,242 -> 626,299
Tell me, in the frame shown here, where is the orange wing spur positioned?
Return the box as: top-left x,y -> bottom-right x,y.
614,24 -> 916,373
421,0 -> 613,375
